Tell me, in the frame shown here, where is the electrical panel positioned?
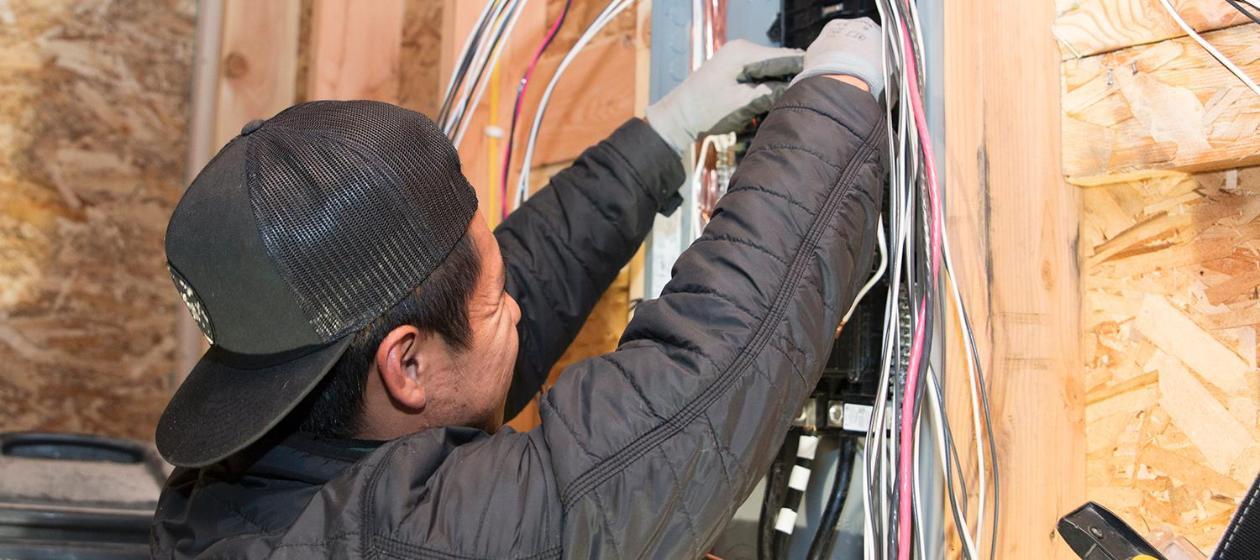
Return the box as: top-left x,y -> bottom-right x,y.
768,0 -> 881,49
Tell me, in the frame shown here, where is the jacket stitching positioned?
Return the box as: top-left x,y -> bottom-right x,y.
701,411 -> 736,487
514,210 -> 600,289
595,484 -> 626,558
376,534 -> 561,560
744,144 -> 843,170
692,234 -> 790,268
663,283 -> 761,320
655,445 -> 703,555
602,355 -> 665,420
265,532 -> 357,555
362,443 -> 407,557
723,184 -> 850,239
201,490 -> 268,533
552,168 -> 630,244
618,335 -> 723,374
770,105 -> 864,139
603,130 -> 661,209
558,119 -> 884,509
542,389 -> 602,461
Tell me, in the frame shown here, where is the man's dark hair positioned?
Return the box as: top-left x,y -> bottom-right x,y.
294,233 -> 482,439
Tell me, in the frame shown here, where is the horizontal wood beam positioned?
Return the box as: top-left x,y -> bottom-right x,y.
1061,24 -> 1260,180
1053,0 -> 1250,59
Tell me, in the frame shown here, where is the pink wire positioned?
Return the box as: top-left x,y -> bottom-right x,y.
896,9 -> 944,560
500,2 -> 570,220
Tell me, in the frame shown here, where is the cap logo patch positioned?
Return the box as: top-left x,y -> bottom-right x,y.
169,265 -> 215,344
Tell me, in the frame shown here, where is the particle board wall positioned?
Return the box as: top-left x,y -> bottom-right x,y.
1057,0 -> 1260,554
0,0 -> 196,439
1079,169 -> 1260,552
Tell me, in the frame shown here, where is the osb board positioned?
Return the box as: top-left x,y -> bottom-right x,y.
1081,168 -> 1260,553
1053,0 -> 1248,59
1061,24 -> 1260,180
0,0 -> 195,439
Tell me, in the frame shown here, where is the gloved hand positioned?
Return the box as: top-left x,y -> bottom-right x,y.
792,18 -> 884,99
646,40 -> 803,153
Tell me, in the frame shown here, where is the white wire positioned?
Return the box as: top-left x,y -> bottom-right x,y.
452,0 -> 531,147
446,0 -> 518,136
943,223 -> 989,557
841,217 -> 888,326
514,0 -> 634,207
1157,0 -> 1260,97
445,0 -> 509,133
927,367 -> 980,559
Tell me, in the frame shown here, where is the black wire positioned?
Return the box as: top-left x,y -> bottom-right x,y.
438,8 -> 495,125
806,436 -> 857,560
1226,0 -> 1260,26
759,435 -> 797,560
961,304 -> 1000,560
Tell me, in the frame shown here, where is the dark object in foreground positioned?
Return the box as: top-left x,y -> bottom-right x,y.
1057,502 -> 1164,560
0,432 -> 164,559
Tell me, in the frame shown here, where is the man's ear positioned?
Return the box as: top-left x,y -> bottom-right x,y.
374,325 -> 442,412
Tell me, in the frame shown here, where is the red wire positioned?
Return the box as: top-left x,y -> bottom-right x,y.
500,0 -> 571,221
896,7 -> 944,560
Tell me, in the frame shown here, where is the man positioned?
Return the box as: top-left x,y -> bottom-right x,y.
152,19 -> 885,559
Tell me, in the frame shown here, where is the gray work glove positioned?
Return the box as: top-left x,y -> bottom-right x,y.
646,40 -> 803,153
792,18 -> 884,99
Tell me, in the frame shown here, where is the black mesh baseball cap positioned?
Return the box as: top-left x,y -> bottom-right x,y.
157,100 -> 477,468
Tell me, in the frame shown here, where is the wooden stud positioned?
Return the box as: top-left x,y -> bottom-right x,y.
213,0 -> 301,150
307,0 -> 407,102
945,0 -> 1085,556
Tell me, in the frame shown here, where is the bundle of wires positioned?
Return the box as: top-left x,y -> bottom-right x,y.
858,1 -> 1000,559
513,0 -> 638,211
438,0 -> 532,146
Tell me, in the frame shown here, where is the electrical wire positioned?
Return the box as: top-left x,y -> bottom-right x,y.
1157,0 -> 1260,97
452,0 -> 531,147
500,0 -> 572,220
807,437 -> 857,560
514,0 -> 636,209
1226,0 -> 1260,27
842,217 -> 888,327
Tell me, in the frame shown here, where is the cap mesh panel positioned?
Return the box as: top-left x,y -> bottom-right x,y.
245,101 -> 477,340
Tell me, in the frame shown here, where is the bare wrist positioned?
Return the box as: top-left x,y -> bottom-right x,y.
824,74 -> 870,92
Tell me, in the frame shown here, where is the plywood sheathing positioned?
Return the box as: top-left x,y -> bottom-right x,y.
1081,168 -> 1260,552
0,0 -> 195,439
1053,0 -> 1248,59
1061,23 -> 1260,180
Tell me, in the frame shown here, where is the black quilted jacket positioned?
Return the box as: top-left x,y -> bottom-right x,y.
151,77 -> 886,559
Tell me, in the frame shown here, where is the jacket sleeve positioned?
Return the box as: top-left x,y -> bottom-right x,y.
495,119 -> 685,419
540,77 -> 886,557
335,77 -> 883,560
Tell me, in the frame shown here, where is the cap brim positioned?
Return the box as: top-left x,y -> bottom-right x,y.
155,337 -> 353,468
